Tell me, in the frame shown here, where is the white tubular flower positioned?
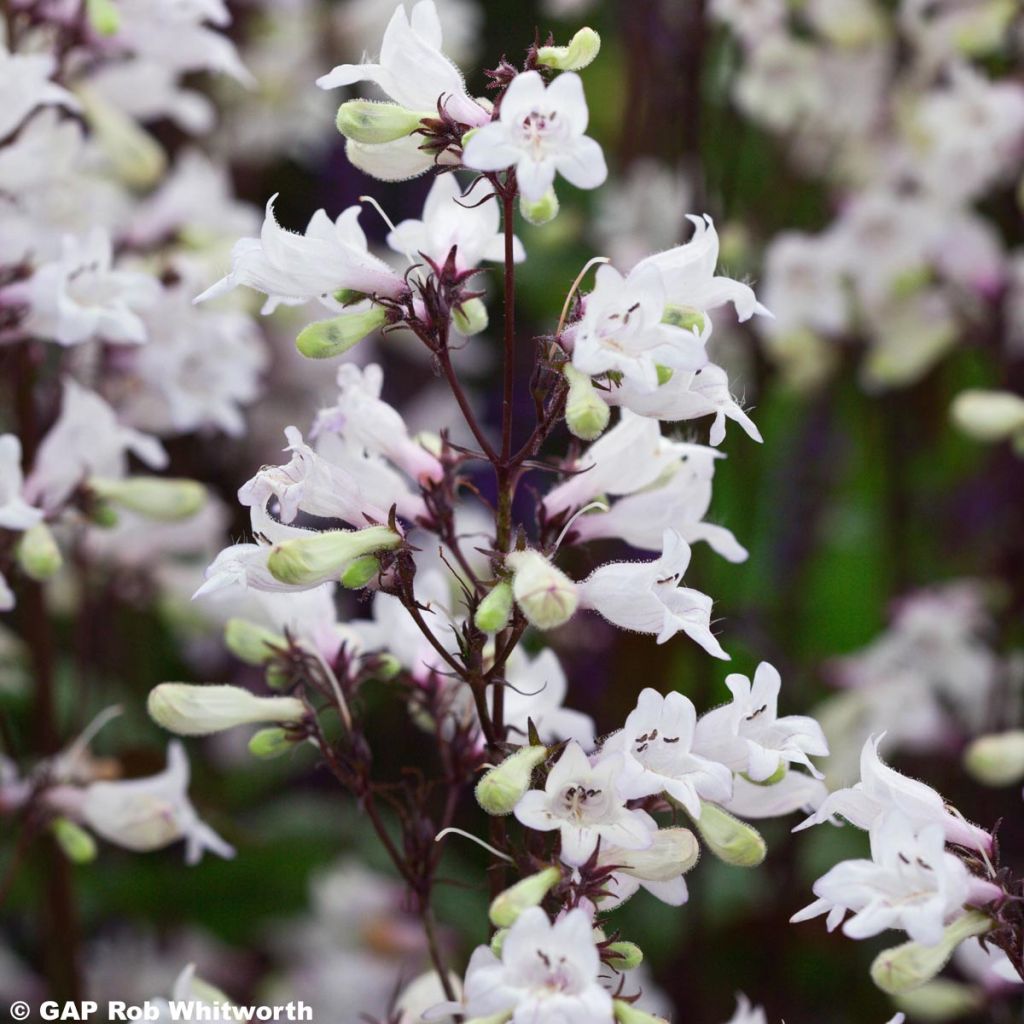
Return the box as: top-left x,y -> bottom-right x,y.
13,229 -> 160,346
148,683 -> 307,736
578,529 -> 729,658
195,196 -> 407,313
24,380 -> 167,512
238,426 -> 390,528
312,364 -> 443,484
463,70 -> 608,203
513,740 -> 653,866
55,742 -> 234,865
695,662 -> 829,781
791,813 -> 998,945
570,264 -> 707,392
597,826 -> 700,909
633,215 -> 769,326
795,735 -> 994,854
0,435 -> 42,531
0,48 -> 79,139
602,688 -> 733,817
386,173 -> 525,270
608,364 -> 763,446
460,907 -> 614,1023
723,770 -> 828,820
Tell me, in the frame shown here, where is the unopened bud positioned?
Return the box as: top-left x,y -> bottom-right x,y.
224,618 -> 285,666
606,941 -> 643,971
951,389 -> 1024,443
871,911 -> 994,996
475,745 -> 548,816
475,581 -> 513,634
51,817 -> 98,863
537,28 -> 602,71
690,801 -> 766,867
964,730 -> 1024,787
370,653 -> 402,681
614,827 -> 700,881
893,979 -> 984,1021
506,550 -> 578,630
520,189 -> 559,226
453,297 -> 489,336
89,476 -> 205,521
148,683 -> 306,737
662,306 -> 706,334
489,867 -> 561,927
86,0 -> 120,35
88,502 -> 119,528
340,555 -> 380,589
489,929 -> 508,958
613,1001 -> 669,1024
296,306 -> 389,359
16,522 -> 62,581
335,100 -> 427,144
78,87 -> 166,189
564,364 -> 610,441
248,727 -> 295,760
267,525 -> 401,587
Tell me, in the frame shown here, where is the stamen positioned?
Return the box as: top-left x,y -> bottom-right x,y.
554,501 -> 609,552
556,256 -> 610,336
434,827 -> 515,862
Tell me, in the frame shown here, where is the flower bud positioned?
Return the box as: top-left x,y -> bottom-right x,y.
340,555 -> 380,589
475,745 -> 548,816
16,522 -> 62,581
564,364 -> 610,441
148,683 -> 306,737
51,817 -> 98,864
78,87 -> 166,189
613,1001 -> 669,1024
475,581 -> 513,634
743,763 -> 787,787
690,801 -> 766,867
453,298 -> 489,336
506,551 -> 578,631
870,911 -> 994,996
370,653 -> 402,681
964,730 -> 1024,787
893,979 -> 984,1021
267,525 -> 401,587
296,306 -> 389,359
335,99 -> 427,144
89,476 -> 206,521
224,619 -> 285,666
662,306 -> 706,334
489,867 -> 561,927
489,929 -> 508,958
537,28 -> 602,71
248,727 -> 295,760
614,827 -> 700,881
86,0 -> 120,35
88,502 -> 119,528
951,389 -> 1024,443
606,941 -> 643,971
519,189 -> 559,226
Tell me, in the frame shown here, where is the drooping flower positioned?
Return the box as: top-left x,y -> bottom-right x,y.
463,70 -> 607,203
596,826 -> 700,909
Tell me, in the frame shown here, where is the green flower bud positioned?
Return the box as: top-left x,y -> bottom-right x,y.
871,911 -> 994,996
333,288 -> 366,305
453,297 -> 489,336
335,99 -> 428,144
148,683 -> 307,737
224,618 -> 285,666
89,476 -> 206,521
267,525 -> 401,587
564,364 -> 610,441
370,653 -> 402,681
505,550 -> 578,630
489,929 -> 508,958
86,0 -> 120,35
662,306 -> 706,334
489,866 -> 561,927
964,731 -> 1024,787
340,555 -> 380,589
475,745 -> 548,816
612,827 -> 700,882
51,817 -> 98,864
296,306 -> 389,359
265,663 -> 290,690
248,727 -> 295,760
475,581 -> 514,634
689,801 -> 766,867
16,522 -> 62,581
519,189 -> 560,226
613,1001 -> 669,1024
537,28 -> 602,70
742,763 -> 787,787
605,941 -> 643,971
951,389 -> 1024,444
893,979 -> 984,1021
88,502 -> 119,528
78,86 -> 166,189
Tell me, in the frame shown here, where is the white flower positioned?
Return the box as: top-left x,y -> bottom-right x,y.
500,647 -> 596,747
723,770 -> 828,821
196,196 -> 407,313
0,435 -> 42,531
0,47 -> 79,140
25,380 -> 167,511
463,70 -> 607,203
460,906 -> 614,1023
791,813 -> 980,945
760,231 -> 849,337
311,364 -> 443,484
13,229 -> 160,346
602,688 -> 733,817
596,825 -> 699,909
723,993 -> 768,1024
513,740 -> 653,866
386,173 -> 524,270
570,263 -> 708,392
579,528 -> 729,658
795,735 -> 993,854
695,662 -> 829,781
